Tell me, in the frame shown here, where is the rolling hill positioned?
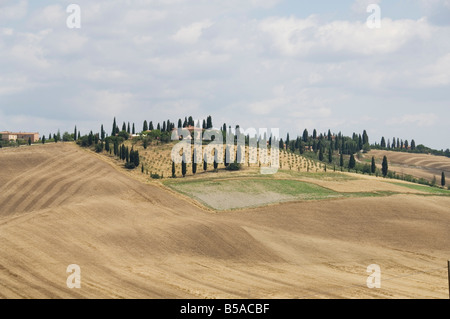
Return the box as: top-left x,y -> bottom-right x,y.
0,143 -> 449,298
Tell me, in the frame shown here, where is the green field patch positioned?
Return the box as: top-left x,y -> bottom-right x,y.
165,178 -> 346,210
279,170 -> 359,181
390,182 -> 450,195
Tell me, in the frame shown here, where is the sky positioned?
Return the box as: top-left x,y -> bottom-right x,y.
1,0 -> 449,149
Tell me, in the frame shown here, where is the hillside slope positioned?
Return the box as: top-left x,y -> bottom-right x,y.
368,150 -> 450,183
0,143 -> 448,298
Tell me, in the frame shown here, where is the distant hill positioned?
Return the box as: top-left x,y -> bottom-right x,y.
367,150 -> 450,183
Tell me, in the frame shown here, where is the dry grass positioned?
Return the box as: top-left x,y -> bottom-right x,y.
367,150 -> 450,183
115,139 -> 324,181
0,143 -> 449,299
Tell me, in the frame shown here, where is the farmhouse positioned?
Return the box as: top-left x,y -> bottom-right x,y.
0,131 -> 39,143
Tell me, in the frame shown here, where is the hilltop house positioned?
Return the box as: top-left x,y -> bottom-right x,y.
0,131 -> 39,143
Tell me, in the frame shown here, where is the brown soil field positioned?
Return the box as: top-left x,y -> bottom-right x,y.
367,150 -> 450,183
0,143 -> 449,299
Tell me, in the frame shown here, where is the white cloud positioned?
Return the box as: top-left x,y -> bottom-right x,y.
173,20 -> 213,44
417,53 -> 450,86
68,90 -> 136,118
419,0 -> 450,25
0,1 -> 449,149
351,0 -> 382,14
0,75 -> 33,95
123,9 -> 167,26
259,16 -> 433,57
386,113 -> 438,127
0,0 -> 27,21
27,4 -> 65,29
249,0 -> 282,9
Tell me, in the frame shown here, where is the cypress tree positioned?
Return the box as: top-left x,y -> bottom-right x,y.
279,138 -> 284,150
362,130 -> 369,145
214,151 -> 218,171
78,131 -> 80,140
127,122 -> 130,134
172,161 -> 176,178
313,129 -> 317,140
132,123 -> 135,134
122,122 -> 126,132
328,147 -> 333,163
105,139 -> 110,152
340,153 -> 344,167
88,131 -> 93,146
382,156 -> 388,177
112,117 -> 117,136
42,136 -> 46,144
319,148 -> 324,161
411,139 -> 416,150
203,152 -> 207,171
130,148 -> 134,165
157,123 -> 160,131
225,146 -> 230,167
206,115 -> 213,129
28,137 -> 31,145
182,153 -> 187,177
192,149 -> 197,175
371,156 -> 376,174
441,172 -> 446,187
74,126 -> 77,141
134,150 -> 139,167
302,129 -> 309,143
381,137 -> 386,148
349,154 -> 356,169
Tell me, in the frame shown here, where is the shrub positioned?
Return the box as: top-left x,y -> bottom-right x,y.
226,161 -> 241,171
151,173 -> 162,179
117,130 -> 129,140
124,162 -> 136,169
95,143 -> 103,153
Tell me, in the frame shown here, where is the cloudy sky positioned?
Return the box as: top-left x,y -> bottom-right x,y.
1,0 -> 449,149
